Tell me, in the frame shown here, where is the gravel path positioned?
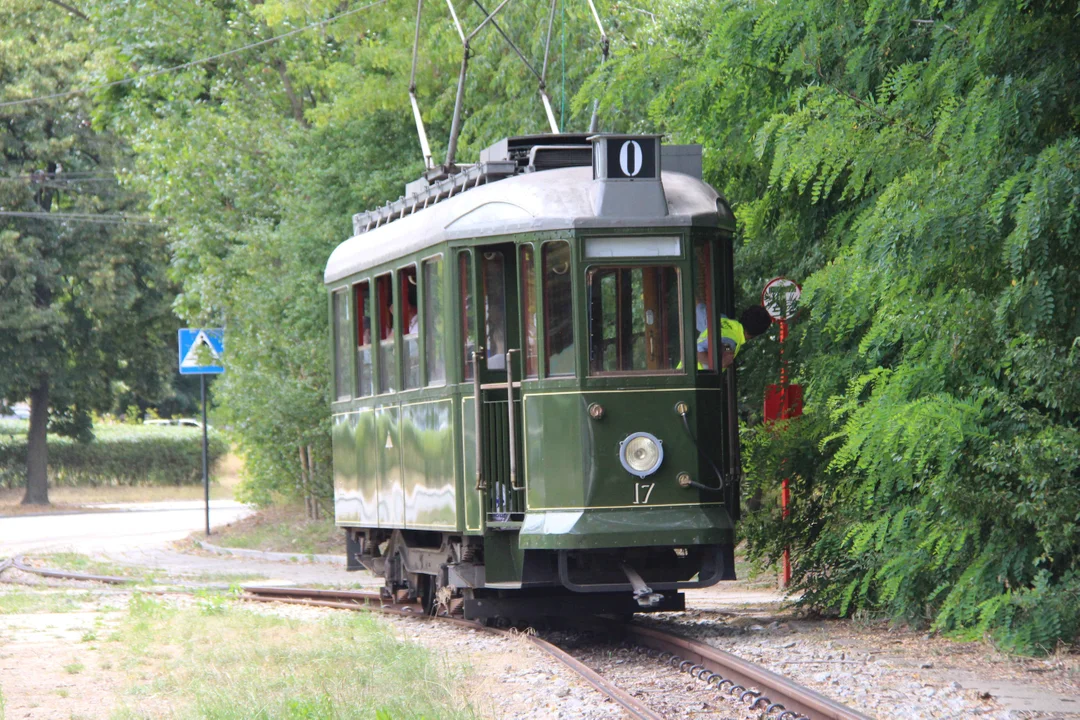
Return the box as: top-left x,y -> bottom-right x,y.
638,609 -> 1080,720
542,628 -> 758,720
9,539 -> 1079,720
102,546 -> 379,587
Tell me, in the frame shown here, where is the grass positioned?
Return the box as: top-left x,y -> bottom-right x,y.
0,588 -> 90,614
205,503 -> 342,555
63,662 -> 84,675
110,593 -> 479,720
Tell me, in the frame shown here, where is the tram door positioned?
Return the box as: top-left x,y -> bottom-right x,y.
460,243 -> 525,529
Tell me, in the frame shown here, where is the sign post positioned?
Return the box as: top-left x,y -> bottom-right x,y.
178,328 -> 225,537
761,279 -> 801,588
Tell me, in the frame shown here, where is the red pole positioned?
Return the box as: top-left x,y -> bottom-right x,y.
779,319 -> 791,588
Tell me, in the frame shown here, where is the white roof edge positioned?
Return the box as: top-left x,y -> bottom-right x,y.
324,167 -> 727,285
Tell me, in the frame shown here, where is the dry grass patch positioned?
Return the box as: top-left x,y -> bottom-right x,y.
201,503 -> 343,555
111,593 -> 479,719
0,587 -> 92,614
0,453 -> 243,512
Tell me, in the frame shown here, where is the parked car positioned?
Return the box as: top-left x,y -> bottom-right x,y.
145,418 -> 211,430
0,402 -> 30,420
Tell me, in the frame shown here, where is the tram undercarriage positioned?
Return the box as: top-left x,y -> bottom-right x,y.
345,528 -> 734,620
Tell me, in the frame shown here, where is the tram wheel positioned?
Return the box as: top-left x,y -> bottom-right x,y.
417,575 -> 436,615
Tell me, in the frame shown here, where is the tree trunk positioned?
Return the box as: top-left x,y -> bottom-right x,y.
22,380 -> 49,505
299,445 -> 311,520
308,445 -> 319,520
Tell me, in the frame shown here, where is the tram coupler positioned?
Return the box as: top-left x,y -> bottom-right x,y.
620,562 -> 663,608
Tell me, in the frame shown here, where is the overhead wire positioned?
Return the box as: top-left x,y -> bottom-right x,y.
0,211 -> 160,225
0,0 -> 388,110
0,176 -> 116,183
0,172 -> 116,179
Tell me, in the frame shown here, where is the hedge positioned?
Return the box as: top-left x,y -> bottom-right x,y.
0,420 -> 228,489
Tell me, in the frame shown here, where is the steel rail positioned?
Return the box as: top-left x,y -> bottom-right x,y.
242,587 -> 663,720
624,624 -> 874,720
12,555 -> 134,584
5,555 -> 240,593
240,585 -> 385,603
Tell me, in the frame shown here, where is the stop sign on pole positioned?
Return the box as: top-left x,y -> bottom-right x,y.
760,279 -> 801,589
761,277 -> 801,321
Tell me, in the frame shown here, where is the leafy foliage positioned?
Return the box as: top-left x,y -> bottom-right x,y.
592,0 -> 1080,653
0,0 -> 179,502
14,0 -> 1073,653
86,0 -> 618,506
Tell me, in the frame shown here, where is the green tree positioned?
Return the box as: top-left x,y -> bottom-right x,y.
88,0 -> 615,507
0,0 -> 176,504
590,0 -> 1080,652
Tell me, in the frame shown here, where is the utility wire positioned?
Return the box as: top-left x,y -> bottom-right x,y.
0,177 -> 116,183
0,0 -> 388,110
0,172 -> 116,178
0,211 -> 159,225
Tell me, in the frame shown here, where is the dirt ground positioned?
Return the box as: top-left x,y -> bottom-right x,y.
0,582 -> 129,719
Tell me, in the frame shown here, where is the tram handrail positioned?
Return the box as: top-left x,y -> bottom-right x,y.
506,348 -> 522,491
473,349 -> 486,492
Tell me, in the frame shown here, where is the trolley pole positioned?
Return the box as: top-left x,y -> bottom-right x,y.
201,374 -> 210,537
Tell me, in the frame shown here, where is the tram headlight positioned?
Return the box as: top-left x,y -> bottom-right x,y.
619,432 -> 664,478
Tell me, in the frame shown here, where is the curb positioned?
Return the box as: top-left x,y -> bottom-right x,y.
196,541 -> 345,566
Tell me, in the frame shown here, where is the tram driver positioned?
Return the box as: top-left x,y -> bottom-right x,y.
696,304 -> 772,370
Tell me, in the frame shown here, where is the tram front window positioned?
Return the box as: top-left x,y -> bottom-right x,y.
588,266 -> 682,374
544,241 -> 575,376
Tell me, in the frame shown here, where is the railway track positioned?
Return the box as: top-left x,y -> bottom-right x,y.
2,557 -> 872,720
241,585 -> 872,720
241,585 -> 664,720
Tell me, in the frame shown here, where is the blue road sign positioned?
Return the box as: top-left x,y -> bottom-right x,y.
178,328 -> 225,375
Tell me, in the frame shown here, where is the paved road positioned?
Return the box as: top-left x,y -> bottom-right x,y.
0,500 -> 252,556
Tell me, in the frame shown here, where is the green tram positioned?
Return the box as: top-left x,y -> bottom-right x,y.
325,134 -> 741,619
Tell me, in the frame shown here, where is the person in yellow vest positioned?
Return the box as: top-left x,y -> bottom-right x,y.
695,304 -> 772,370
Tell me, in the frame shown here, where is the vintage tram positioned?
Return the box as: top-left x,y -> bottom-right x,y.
325,133 -> 741,619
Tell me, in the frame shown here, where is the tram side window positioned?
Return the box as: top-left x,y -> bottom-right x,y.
693,241 -> 716,372
587,266 -> 682,374
423,256 -> 446,387
355,280 -> 373,397
332,289 -> 351,400
459,252 -> 476,381
543,241 -> 574,377
400,266 -> 419,390
520,245 -> 538,378
483,251 -> 507,372
376,273 -> 396,394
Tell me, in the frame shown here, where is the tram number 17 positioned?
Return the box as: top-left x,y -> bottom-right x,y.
633,483 -> 656,505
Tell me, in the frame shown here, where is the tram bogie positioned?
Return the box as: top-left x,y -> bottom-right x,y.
326,133 -> 741,617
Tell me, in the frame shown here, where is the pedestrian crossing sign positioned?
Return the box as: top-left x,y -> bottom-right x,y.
178,328 -> 225,375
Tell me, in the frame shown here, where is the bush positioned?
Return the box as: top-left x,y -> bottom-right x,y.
0,421 -> 228,489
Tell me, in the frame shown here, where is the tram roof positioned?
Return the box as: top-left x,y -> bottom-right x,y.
324,166 -> 734,285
